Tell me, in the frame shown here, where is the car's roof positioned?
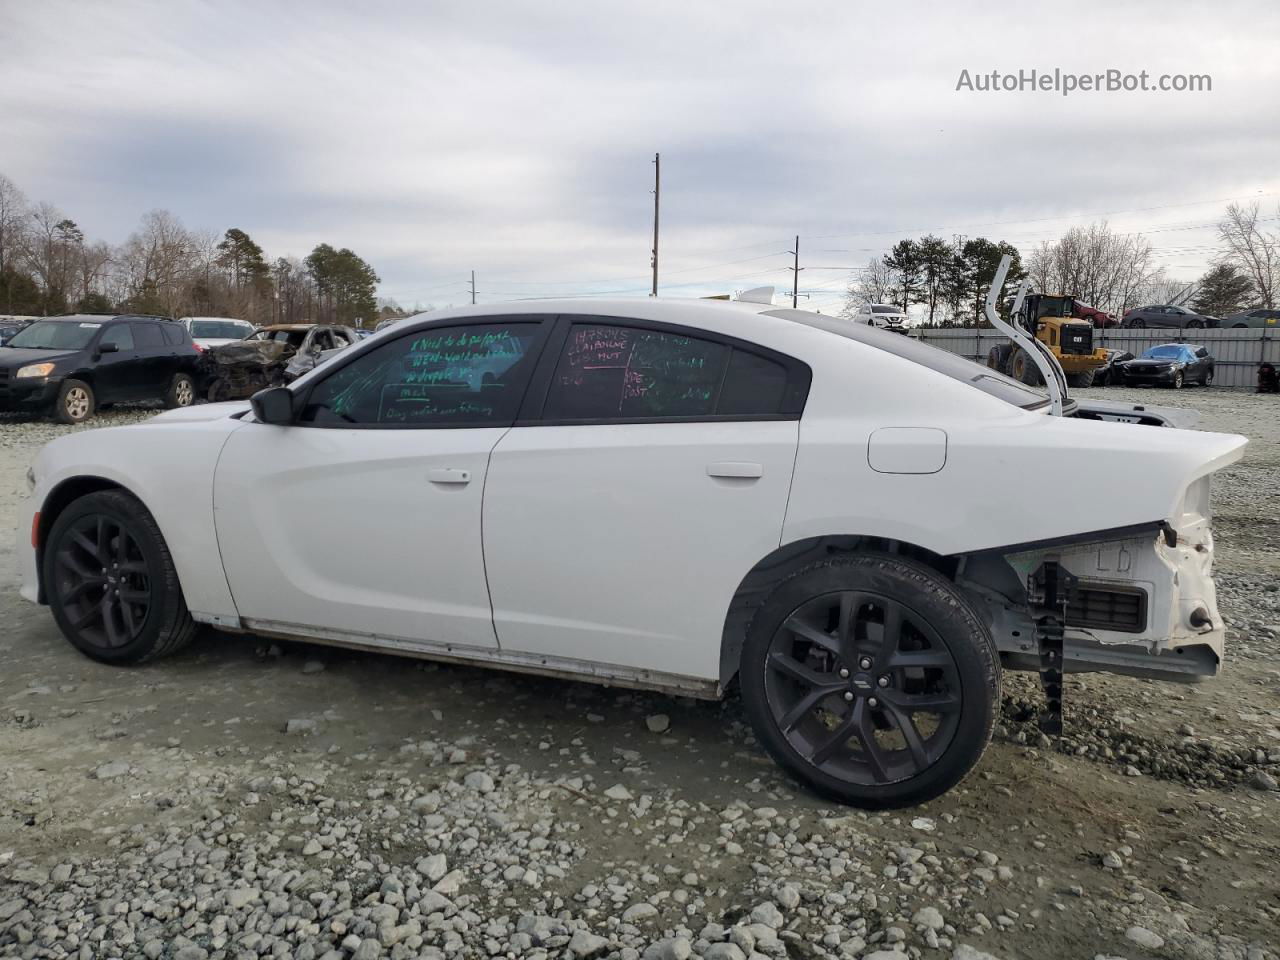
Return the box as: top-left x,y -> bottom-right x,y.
34,313 -> 174,323
258,324 -> 316,331
183,316 -> 251,323
405,297 -> 774,326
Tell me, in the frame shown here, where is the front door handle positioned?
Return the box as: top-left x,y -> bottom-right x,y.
428,468 -> 472,485
707,461 -> 763,479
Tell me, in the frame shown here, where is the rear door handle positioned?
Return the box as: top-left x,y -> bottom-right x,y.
707,461 -> 763,479
428,468 -> 472,485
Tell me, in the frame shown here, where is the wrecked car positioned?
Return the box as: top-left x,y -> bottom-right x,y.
202,324 -> 360,399
17,286 -> 1245,808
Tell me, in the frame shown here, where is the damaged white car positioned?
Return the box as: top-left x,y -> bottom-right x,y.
16,274 -> 1245,808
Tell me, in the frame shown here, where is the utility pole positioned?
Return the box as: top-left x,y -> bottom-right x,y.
470,271 -> 476,305
650,153 -> 660,297
788,235 -> 803,308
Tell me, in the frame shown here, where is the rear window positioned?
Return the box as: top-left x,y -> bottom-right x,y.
191,320 -> 252,339
765,309 -> 1050,411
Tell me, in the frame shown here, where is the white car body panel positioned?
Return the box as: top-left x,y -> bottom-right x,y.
15,297 -> 1247,698
212,422 -> 505,650
483,420 -> 798,679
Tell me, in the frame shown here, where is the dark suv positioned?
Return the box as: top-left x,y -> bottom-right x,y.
0,314 -> 199,423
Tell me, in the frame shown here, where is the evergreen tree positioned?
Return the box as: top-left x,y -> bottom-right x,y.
916,234 -> 952,326
217,228 -> 270,289
1191,263 -> 1254,317
883,239 -> 923,314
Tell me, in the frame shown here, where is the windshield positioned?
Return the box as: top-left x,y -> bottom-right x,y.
192,320 -> 252,339
1143,345 -> 1187,360
765,309 -> 1050,410
248,328 -> 308,347
5,320 -> 101,351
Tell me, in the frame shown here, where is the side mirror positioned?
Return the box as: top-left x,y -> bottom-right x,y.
96,342 -> 119,356
250,386 -> 295,425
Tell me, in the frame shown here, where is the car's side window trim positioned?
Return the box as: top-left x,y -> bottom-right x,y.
515,314 -> 812,427
291,316 -> 555,430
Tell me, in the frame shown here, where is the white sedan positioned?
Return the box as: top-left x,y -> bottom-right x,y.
17,298 -> 1245,807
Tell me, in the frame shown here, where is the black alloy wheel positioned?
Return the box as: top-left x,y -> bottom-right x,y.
762,590 -> 962,786
740,555 -> 999,808
43,490 -> 197,664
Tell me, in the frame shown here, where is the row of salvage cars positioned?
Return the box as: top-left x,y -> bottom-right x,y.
0,315 -> 363,423
14,257 -> 1249,808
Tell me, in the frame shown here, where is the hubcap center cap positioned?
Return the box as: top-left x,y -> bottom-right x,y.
850,672 -> 874,692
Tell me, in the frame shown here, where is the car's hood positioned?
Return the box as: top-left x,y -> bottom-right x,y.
0,347 -> 79,368
1125,358 -> 1182,368
145,401 -> 252,424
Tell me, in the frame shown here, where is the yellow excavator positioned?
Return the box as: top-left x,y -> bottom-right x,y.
987,293 -> 1109,388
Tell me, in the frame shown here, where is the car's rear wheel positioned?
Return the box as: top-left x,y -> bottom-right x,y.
166,372 -> 196,409
740,555 -> 999,808
55,379 -> 95,424
1186,319 -> 1204,329
42,490 -> 197,665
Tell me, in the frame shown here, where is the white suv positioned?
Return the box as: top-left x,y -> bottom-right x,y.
851,303 -> 909,331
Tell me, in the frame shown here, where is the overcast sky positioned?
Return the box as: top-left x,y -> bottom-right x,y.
3,0 -> 1278,312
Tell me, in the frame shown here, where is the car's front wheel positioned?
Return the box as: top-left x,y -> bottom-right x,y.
1172,371 -> 1184,389
54,379 -> 95,424
740,554 -> 999,808
1129,318 -> 1145,328
43,490 -> 197,665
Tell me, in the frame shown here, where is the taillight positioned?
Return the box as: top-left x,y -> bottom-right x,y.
31,511 -> 40,548
192,342 -> 204,353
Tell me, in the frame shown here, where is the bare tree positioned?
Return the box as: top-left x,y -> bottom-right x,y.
1027,221 -> 1164,317
1218,202 -> 1277,308
116,209 -> 198,316
839,257 -> 895,317
0,174 -> 27,279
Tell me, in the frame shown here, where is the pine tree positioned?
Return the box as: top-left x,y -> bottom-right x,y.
1191,263 -> 1254,317
883,240 -> 923,314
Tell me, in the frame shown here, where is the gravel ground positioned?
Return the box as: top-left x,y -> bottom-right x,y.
1,388 -> 1277,960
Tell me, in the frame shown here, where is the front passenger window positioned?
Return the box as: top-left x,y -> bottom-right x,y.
99,325 -> 134,352
301,323 -> 541,427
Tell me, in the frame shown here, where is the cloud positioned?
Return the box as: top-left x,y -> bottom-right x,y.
3,0 -> 1278,311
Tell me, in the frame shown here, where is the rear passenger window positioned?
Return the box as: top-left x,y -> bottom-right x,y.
718,350 -> 788,415
132,323 -> 165,347
543,325 -> 728,420
162,324 -> 186,346
540,322 -> 809,422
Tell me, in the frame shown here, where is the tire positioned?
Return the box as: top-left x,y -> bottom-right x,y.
986,344 -> 1011,374
207,379 -> 231,403
1130,319 -> 1146,329
1172,371 -> 1184,389
1204,368 -> 1214,386
1232,323 -> 1248,329
1011,350 -> 1042,386
739,554 -> 1000,809
1186,319 -> 1203,329
166,372 -> 196,409
54,379 -> 95,424
42,489 -> 197,665
1065,369 -> 1096,388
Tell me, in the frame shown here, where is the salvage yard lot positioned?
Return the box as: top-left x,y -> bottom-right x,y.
1,387 -> 1277,960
